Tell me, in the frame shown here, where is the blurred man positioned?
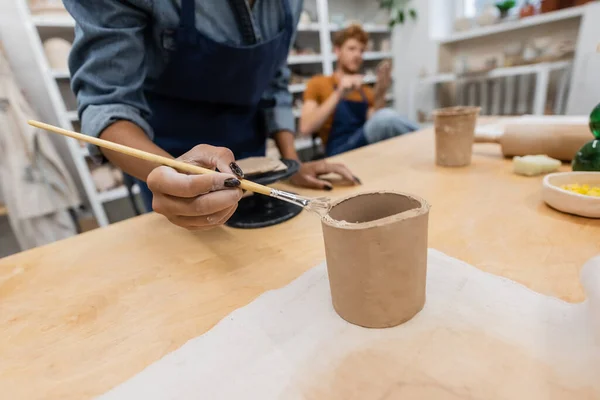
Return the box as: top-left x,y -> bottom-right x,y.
300,24 -> 418,157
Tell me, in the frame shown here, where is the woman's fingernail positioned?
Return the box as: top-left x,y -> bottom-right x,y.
230,162 -> 245,178
324,185 -> 333,191
224,178 -> 241,188
353,175 -> 362,185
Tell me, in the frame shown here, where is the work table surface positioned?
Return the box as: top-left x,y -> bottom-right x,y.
1,127 -> 599,399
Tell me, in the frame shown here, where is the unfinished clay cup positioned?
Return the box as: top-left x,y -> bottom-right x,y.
433,106 -> 480,167
321,191 -> 430,328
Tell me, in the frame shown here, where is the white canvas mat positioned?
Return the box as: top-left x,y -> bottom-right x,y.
98,250 -> 600,399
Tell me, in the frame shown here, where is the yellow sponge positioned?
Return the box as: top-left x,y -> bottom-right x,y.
513,155 -> 561,177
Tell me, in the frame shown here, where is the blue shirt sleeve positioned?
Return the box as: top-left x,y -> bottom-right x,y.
259,0 -> 303,137
261,65 -> 296,136
63,0 -> 154,157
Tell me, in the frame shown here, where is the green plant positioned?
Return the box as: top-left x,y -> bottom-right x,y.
496,0 -> 517,13
379,0 -> 417,27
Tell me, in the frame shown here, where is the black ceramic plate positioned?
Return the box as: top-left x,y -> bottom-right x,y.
243,158 -> 300,185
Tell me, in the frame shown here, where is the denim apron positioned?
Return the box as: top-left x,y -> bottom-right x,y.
325,85 -> 369,157
137,0 -> 293,211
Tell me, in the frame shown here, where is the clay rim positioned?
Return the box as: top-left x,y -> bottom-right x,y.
321,190 -> 430,230
432,106 -> 481,117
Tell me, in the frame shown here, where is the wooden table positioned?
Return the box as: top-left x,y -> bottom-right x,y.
1,127 -> 599,399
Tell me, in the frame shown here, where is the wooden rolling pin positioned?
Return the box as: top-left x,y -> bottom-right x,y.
474,119 -> 592,161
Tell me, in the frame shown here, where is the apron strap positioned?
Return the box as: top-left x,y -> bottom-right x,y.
180,0 -> 196,31
281,0 -> 292,29
179,0 -> 293,42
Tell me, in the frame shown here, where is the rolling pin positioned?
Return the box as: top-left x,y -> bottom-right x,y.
474,118 -> 592,161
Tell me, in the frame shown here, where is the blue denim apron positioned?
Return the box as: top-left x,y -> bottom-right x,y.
325,86 -> 369,157
137,0 -> 293,211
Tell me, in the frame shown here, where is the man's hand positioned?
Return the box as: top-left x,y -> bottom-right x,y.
147,144 -> 244,231
374,60 -> 392,95
337,74 -> 364,95
290,159 -> 360,190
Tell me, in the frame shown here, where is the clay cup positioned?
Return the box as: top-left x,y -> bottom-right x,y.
321,191 -> 430,328
432,106 -> 481,167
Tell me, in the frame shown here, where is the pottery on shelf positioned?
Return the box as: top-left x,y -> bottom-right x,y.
531,36 -> 552,55
299,10 -> 312,25
29,0 -> 67,14
476,5 -> 500,26
520,1 -> 537,18
43,38 -> 72,70
541,0 -> 561,13
454,17 -> 473,32
366,39 -> 375,52
380,39 -> 391,52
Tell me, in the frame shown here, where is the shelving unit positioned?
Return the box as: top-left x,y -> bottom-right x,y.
14,0 -> 138,227
439,6 -> 584,44
407,3 -> 600,122
51,69 -> 69,79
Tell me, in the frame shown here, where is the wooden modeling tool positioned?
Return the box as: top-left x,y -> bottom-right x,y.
27,120 -> 332,217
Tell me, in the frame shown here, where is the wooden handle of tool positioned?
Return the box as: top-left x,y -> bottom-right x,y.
473,136 -> 500,144
27,120 -> 273,196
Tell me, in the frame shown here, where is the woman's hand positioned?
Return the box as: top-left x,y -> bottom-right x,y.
290,159 -> 360,190
147,144 -> 244,231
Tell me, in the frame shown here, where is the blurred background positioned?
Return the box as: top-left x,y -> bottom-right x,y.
0,0 -> 599,257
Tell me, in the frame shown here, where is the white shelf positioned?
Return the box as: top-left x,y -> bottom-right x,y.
362,24 -> 391,33
418,73 -> 456,85
418,61 -> 572,85
288,54 -> 323,64
65,110 -> 78,121
333,52 -> 392,62
297,23 -> 321,32
51,69 -> 70,79
32,14 -> 75,28
293,108 -> 301,118
439,6 -> 584,44
363,51 -> 393,60
98,184 -> 140,204
289,83 -> 307,93
330,23 -> 390,33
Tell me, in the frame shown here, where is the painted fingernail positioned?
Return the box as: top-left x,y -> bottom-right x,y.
324,185 -> 333,191
224,178 -> 241,188
353,175 -> 362,185
230,162 -> 245,179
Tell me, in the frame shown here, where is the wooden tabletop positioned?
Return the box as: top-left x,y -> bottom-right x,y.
1,126 -> 599,399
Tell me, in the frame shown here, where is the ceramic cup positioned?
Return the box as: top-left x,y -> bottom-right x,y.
432,106 -> 481,167
321,191 -> 430,328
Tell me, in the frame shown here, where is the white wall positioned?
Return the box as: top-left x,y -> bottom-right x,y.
566,2 -> 600,115
392,0 -> 439,119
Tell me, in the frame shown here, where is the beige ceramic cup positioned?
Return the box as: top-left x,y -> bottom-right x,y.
321,191 -> 430,328
432,106 -> 481,167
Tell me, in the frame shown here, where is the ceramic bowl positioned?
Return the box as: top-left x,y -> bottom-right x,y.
542,172 -> 600,218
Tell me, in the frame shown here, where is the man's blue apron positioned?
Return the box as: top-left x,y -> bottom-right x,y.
325,85 -> 369,157
137,0 -> 293,211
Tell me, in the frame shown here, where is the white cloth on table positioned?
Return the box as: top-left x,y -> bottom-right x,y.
98,249 -> 600,400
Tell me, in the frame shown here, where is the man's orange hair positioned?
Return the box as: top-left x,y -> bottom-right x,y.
332,23 -> 369,48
